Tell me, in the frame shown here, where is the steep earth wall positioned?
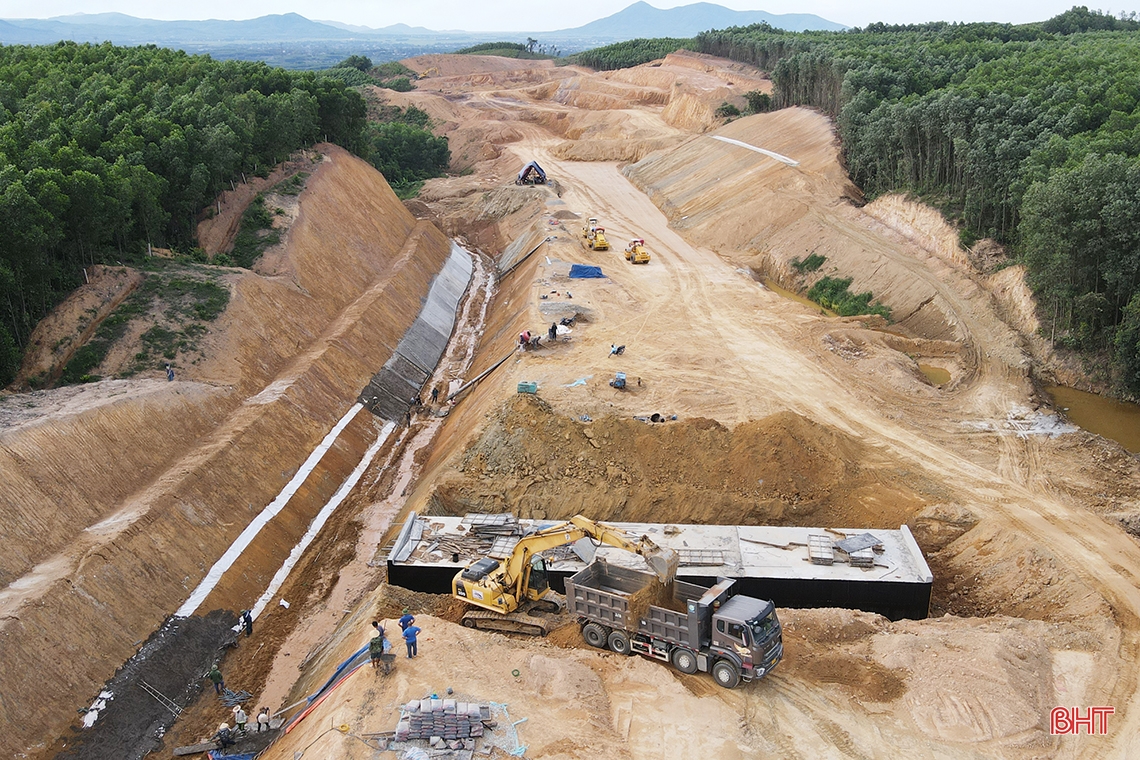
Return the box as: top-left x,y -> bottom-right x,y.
624,108 -> 970,343
0,147 -> 454,759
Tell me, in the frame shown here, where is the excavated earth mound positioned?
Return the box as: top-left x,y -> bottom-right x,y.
425,394 -> 928,530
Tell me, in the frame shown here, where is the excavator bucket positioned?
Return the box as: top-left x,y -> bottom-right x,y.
642,543 -> 680,582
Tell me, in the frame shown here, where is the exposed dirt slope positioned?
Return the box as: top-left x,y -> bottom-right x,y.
271,53 -> 1140,760
0,147 -> 454,759
12,265 -> 142,388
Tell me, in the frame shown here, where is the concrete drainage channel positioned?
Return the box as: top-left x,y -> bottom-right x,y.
56,244 -> 489,760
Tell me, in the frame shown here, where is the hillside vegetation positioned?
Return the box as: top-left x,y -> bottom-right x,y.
575,37 -> 694,70
0,42 -> 367,384
694,7 -> 1140,394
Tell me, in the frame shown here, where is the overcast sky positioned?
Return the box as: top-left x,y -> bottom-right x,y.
0,1 -> 1119,31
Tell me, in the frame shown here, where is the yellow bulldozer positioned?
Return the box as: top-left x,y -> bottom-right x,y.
582,218 -> 610,250
625,238 -> 651,264
452,514 -> 679,635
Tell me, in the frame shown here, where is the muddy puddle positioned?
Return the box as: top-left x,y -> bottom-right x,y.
1046,385 -> 1140,453
761,278 -> 837,316
919,364 -> 951,385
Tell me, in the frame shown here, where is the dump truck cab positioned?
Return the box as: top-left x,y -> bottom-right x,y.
709,594 -> 783,685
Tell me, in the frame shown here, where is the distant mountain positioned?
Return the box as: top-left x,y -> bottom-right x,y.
0,3 -> 845,68
0,12 -> 360,45
551,1 -> 846,37
317,20 -> 436,36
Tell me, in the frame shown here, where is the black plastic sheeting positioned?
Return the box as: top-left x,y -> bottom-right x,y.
387,562 -> 931,622
54,611 -> 239,760
359,242 -> 473,420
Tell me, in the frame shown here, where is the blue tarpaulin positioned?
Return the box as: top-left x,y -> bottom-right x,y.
516,160 -> 547,184
568,265 -> 605,279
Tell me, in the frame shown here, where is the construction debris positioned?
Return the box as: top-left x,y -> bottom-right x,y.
218,687 -> 251,707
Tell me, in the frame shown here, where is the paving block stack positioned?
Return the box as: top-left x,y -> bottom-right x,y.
395,699 -> 490,741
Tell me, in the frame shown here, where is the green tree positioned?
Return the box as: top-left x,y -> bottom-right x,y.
744,91 -> 772,113
1116,294 -> 1140,394
338,55 -> 373,71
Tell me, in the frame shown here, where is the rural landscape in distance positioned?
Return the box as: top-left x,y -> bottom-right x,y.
2,2 -> 1140,759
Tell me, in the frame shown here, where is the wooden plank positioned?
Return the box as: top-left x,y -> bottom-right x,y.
173,741 -> 217,756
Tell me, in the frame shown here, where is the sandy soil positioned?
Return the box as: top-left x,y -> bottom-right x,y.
247,52 -> 1140,760
8,51 -> 1140,760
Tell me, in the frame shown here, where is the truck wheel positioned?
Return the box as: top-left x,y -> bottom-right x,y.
671,648 -> 699,674
711,660 -> 741,689
582,622 -> 609,648
607,630 -> 633,655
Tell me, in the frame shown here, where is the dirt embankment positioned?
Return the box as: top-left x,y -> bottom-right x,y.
14,265 -> 142,388
196,149 -> 322,257
420,394 -> 928,531
0,146 -> 455,759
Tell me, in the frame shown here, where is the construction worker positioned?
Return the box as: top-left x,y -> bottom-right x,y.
369,632 -> 386,670
208,665 -> 225,695
233,705 -> 248,734
402,622 -> 422,658
398,609 -> 415,631
548,322 -> 558,342
257,707 -> 271,732
241,610 -> 253,637
213,723 -> 235,751
431,386 -> 439,404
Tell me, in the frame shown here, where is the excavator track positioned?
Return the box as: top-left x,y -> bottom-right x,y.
460,609 -> 553,636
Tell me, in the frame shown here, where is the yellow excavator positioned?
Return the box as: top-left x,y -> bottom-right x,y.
453,515 -> 679,635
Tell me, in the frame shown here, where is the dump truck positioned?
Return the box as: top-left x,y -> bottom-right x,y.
453,515 -> 679,635
565,560 -> 782,688
624,238 -> 650,264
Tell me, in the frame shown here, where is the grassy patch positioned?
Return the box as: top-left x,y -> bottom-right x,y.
806,276 -> 892,319
373,61 -> 416,79
792,253 -> 827,273
58,268 -> 230,386
60,343 -> 107,384
229,195 -> 281,269
272,172 -> 309,196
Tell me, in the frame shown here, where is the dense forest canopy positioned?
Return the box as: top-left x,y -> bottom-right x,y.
0,41 -> 369,384
694,7 -> 1140,394
575,38 -> 694,70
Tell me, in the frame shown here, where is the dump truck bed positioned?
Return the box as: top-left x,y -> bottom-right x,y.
565,562 -> 716,649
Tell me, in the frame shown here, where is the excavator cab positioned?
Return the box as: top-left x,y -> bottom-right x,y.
524,555 -> 550,599
453,514 -> 679,635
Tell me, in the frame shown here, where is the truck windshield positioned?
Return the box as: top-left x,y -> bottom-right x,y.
749,612 -> 779,641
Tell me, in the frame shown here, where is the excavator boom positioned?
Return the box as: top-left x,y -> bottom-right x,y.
453,515 -> 679,634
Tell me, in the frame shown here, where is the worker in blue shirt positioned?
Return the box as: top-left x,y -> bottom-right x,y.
399,610 -> 415,631
402,623 -> 422,658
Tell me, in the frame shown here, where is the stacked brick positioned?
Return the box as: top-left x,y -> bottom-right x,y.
395,698 -> 489,741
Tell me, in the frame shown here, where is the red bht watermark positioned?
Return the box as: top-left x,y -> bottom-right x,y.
1050,706 -> 1114,735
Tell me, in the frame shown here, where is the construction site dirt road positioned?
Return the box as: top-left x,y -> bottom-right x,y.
246,52 -> 1140,759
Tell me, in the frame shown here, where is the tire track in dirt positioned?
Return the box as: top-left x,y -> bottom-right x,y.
518,151 -> 1140,760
